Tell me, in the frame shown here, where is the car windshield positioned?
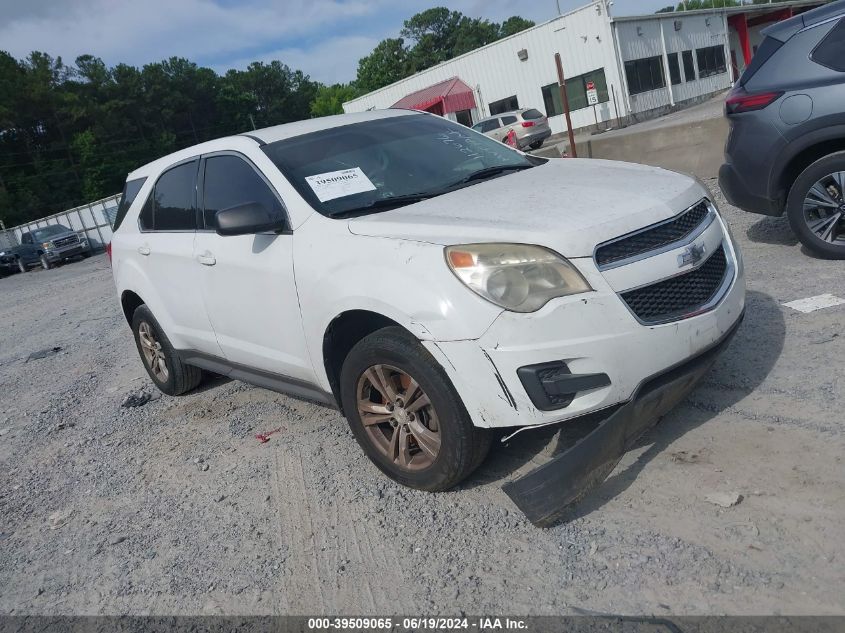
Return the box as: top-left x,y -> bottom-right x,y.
32,225 -> 71,241
262,114 -> 540,218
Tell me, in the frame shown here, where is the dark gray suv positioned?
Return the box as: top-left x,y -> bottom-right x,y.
719,0 -> 845,258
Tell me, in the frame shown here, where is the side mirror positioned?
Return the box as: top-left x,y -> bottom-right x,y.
215,202 -> 286,237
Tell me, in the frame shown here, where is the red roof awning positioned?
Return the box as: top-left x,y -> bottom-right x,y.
391,77 -> 477,115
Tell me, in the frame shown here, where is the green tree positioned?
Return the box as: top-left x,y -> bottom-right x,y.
499,16 -> 535,37
310,83 -> 361,117
356,38 -> 413,93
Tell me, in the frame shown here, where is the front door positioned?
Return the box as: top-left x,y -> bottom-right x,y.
193,152 -> 314,383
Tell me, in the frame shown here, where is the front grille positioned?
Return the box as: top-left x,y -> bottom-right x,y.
53,235 -> 79,248
620,245 -> 728,324
595,200 -> 711,267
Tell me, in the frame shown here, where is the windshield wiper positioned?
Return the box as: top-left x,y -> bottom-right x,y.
454,164 -> 534,186
327,192 -> 439,218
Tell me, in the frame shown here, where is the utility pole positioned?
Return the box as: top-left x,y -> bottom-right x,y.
554,53 -> 578,158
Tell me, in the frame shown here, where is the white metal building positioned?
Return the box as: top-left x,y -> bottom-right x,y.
343,0 -> 828,135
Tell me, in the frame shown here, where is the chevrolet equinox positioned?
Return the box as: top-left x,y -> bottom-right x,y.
110,110 -> 746,523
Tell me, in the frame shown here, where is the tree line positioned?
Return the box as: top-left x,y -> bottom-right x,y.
0,7 -> 533,226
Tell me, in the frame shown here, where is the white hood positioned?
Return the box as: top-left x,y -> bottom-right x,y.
347,158 -> 706,258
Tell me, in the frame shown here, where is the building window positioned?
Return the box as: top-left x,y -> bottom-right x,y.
667,53 -> 682,85
696,45 -> 727,77
489,95 -> 519,115
540,68 -> 609,117
624,56 -> 666,95
682,50 -> 696,81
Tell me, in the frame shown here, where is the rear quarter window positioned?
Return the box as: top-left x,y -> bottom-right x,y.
739,36 -> 783,85
522,108 -> 544,119
112,177 -> 147,231
811,18 -> 845,72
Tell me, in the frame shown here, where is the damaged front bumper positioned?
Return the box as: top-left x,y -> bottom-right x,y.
503,310 -> 744,528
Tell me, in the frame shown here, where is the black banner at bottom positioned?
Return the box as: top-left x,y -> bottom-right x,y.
0,616 -> 843,633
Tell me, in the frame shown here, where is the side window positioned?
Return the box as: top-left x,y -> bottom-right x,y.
812,18 -> 845,72
152,161 -> 198,232
21,233 -> 32,244
113,177 -> 147,231
480,119 -> 501,133
138,194 -> 154,231
501,115 -> 518,125
202,155 -> 284,230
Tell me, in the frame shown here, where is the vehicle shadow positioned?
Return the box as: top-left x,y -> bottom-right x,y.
745,215 -> 798,246
465,290 -> 786,525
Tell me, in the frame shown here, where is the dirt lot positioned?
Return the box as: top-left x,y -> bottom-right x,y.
1,180 -> 843,616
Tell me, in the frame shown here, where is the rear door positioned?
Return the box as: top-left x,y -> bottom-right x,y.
137,159 -> 222,354
193,152 -> 313,382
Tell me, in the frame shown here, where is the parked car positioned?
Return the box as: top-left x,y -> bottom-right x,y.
719,0 -> 845,258
471,108 -> 552,150
110,110 -> 744,525
14,224 -> 92,271
0,249 -> 20,276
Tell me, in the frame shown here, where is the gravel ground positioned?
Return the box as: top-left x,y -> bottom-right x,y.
1,181 -> 843,616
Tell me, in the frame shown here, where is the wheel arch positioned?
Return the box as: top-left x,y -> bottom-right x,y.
775,132 -> 845,209
322,310 -> 409,414
120,290 -> 146,325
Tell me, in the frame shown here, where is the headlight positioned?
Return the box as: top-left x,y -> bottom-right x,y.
445,243 -> 591,312
42,241 -> 54,249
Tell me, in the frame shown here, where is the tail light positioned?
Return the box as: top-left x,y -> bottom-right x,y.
521,121 -> 535,127
105,241 -> 112,264
725,88 -> 783,114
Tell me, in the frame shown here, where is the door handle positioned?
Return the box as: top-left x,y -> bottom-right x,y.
137,246 -> 150,256
197,253 -> 216,266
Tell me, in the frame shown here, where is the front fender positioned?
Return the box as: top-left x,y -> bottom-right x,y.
294,220 -> 503,391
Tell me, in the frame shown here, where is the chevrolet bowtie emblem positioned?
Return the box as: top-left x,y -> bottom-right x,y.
678,242 -> 706,267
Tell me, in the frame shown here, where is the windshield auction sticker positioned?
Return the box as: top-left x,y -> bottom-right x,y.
305,167 -> 377,202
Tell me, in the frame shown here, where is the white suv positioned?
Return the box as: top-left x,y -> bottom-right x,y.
110,110 -> 745,525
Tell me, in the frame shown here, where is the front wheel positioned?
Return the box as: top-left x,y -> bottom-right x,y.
786,152 -> 845,259
40,255 -> 53,270
340,327 -> 491,491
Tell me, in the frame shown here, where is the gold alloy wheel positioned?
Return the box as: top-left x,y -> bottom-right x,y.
356,364 -> 441,471
138,321 -> 169,382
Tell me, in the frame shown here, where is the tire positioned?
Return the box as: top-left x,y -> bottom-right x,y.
529,140 -> 544,150
131,304 -> 202,396
17,258 -> 28,273
786,151 -> 845,259
40,255 -> 52,270
81,251 -> 91,259
339,326 -> 491,491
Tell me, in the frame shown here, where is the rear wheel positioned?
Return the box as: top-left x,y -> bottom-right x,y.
340,326 -> 491,491
786,152 -> 845,259
131,305 -> 202,396
529,140 -> 544,150
40,255 -> 52,270
17,258 -> 28,273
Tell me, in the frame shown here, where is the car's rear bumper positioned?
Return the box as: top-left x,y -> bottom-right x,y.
503,309 -> 744,526
718,162 -> 781,216
519,128 -> 552,147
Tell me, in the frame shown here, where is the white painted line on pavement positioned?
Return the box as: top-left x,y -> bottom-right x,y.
782,293 -> 845,314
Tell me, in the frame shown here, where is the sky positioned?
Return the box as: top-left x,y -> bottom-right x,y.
0,0 -> 674,85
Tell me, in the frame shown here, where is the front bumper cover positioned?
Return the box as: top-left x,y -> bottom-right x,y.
503,310 -> 744,528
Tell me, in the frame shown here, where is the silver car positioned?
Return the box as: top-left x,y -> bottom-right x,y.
471,108 -> 552,150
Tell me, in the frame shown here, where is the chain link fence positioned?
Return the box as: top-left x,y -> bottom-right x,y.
0,193 -> 120,252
